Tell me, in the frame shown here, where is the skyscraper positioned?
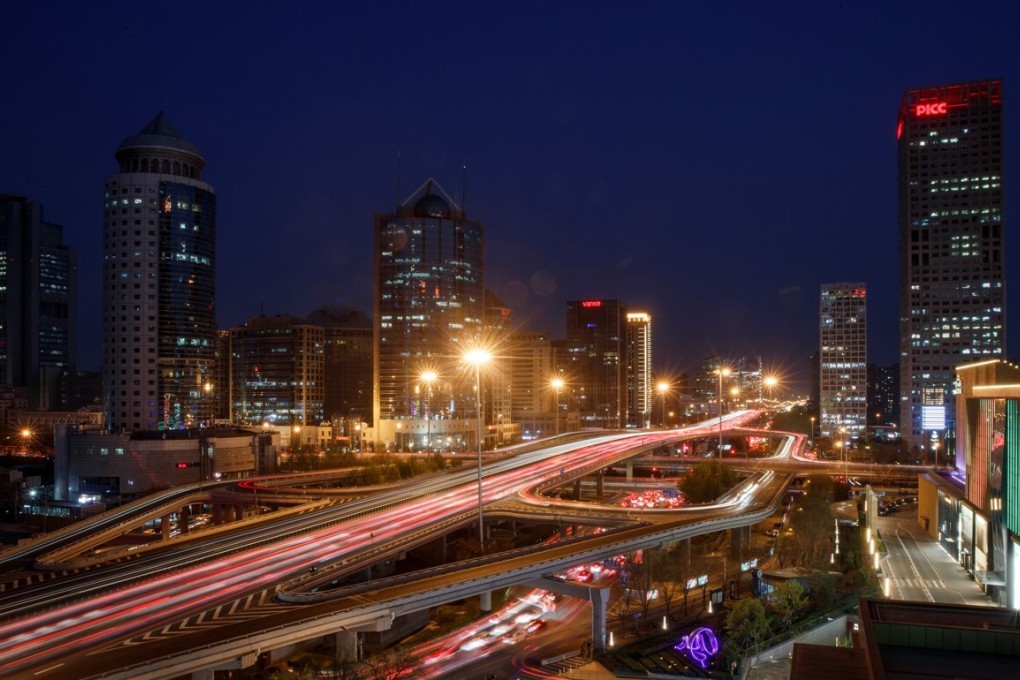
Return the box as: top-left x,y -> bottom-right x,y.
898,79 -> 1004,449
103,112 -> 216,432
373,178 -> 484,451
626,312 -> 652,428
819,283 -> 867,438
0,195 -> 76,409
566,299 -> 627,428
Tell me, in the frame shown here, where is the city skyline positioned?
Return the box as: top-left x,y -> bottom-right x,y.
2,2 -> 1018,389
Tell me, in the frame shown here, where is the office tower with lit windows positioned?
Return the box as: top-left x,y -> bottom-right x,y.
0,196 -> 76,410
373,178 -> 484,451
102,112 -> 216,432
228,315 -> 325,427
565,299 -> 628,428
819,283 -> 868,438
898,79 -> 1004,449
626,312 -> 652,428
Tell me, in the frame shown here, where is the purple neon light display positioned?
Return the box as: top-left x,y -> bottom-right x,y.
674,626 -> 719,669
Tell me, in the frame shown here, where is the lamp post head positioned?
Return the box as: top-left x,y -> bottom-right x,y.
420,370 -> 438,384
550,377 -> 565,390
463,348 -> 492,367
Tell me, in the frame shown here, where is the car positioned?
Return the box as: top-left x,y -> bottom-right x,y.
526,619 -> 548,635
765,529 -> 780,538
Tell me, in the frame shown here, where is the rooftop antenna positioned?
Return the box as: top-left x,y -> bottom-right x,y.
461,159 -> 467,216
396,151 -> 402,209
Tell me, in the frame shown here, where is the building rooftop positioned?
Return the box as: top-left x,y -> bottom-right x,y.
116,111 -> 204,161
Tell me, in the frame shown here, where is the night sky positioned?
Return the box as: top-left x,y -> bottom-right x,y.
2,1 -> 1017,391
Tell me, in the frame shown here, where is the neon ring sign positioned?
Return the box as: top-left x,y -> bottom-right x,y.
674,626 -> 719,669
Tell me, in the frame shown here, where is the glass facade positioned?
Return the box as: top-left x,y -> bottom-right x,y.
565,299 -> 628,428
229,317 -> 325,426
899,80 -> 1004,448
373,181 -> 484,430
157,183 -> 216,429
819,283 -> 867,437
0,196 -> 75,408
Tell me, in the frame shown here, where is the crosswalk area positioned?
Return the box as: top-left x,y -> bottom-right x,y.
890,577 -> 945,590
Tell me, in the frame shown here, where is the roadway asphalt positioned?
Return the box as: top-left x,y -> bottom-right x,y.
876,506 -> 998,607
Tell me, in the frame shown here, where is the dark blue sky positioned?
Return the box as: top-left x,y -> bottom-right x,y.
2,1 -> 1017,390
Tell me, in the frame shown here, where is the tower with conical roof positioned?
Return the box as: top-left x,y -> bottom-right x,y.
103,112 -> 216,432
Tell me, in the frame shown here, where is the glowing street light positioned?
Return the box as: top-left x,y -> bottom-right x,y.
550,376 -> 565,436
420,370 -> 438,452
716,365 -> 731,457
464,347 -> 493,550
656,380 -> 671,428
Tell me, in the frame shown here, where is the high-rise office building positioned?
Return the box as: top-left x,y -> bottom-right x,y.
228,315 -> 325,426
373,178 -> 484,451
103,112 -> 216,432
566,299 -> 627,428
867,363 -> 899,428
819,283 -> 868,438
306,305 -> 372,423
0,196 -> 76,409
898,79 -> 1004,449
626,312 -> 652,428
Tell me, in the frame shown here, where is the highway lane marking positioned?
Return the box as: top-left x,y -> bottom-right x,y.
32,662 -> 64,675
894,530 -> 934,602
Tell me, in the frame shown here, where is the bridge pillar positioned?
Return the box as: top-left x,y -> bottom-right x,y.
212,503 -> 223,525
161,514 -> 171,540
596,470 -> 604,498
190,670 -> 214,680
573,478 -> 582,500
730,525 -> 749,560
335,629 -> 361,661
590,586 -> 609,655
625,461 -> 633,480
479,590 -> 492,612
180,505 -> 191,534
680,537 -> 691,567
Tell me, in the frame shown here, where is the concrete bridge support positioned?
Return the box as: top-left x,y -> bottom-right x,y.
335,628 -> 361,661
573,478 -> 582,500
526,578 -> 610,655
596,470 -> 604,498
479,590 -> 492,612
161,514 -> 172,541
191,670 -> 214,680
730,525 -> 750,560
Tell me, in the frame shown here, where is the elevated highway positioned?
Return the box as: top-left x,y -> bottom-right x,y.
0,412 -> 792,679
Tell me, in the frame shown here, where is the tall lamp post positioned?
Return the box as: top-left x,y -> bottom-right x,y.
550,377 -> 564,436
656,381 -> 671,428
716,366 -> 730,457
420,370 -> 437,452
464,348 -> 492,551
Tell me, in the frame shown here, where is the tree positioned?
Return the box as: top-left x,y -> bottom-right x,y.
724,598 -> 770,668
649,545 -> 685,619
768,580 -> 808,629
679,460 -> 738,504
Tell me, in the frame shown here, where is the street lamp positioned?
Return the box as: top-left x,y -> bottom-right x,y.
716,366 -> 730,457
420,370 -> 437,452
809,416 -> 816,440
762,375 -> 778,407
550,377 -> 565,436
464,347 -> 492,551
656,380 -> 671,428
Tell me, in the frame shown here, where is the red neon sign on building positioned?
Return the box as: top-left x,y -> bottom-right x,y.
581,300 -> 602,308
915,101 -> 948,117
